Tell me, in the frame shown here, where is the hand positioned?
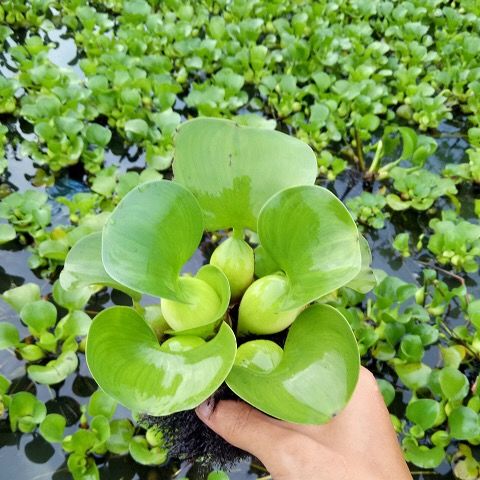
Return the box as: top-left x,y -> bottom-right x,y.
196,367 -> 412,480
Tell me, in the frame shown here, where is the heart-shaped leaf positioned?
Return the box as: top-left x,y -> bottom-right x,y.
173,118 -> 317,231
258,185 -> 362,310
102,180 -> 204,301
60,232 -> 140,300
226,304 -> 360,424
86,306 -> 237,416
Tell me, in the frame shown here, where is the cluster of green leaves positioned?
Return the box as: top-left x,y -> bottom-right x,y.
334,269 -> 480,473
428,211 -> 480,273
1,0 -> 480,179
347,192 -> 390,230
0,281 -> 92,383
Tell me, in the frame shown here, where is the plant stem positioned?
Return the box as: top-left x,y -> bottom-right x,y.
354,128 -> 366,171
367,139 -> 383,174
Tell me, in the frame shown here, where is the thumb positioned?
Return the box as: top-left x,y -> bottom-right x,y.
195,399 -> 291,461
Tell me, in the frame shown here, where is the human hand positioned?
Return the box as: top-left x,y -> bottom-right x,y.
196,367 -> 412,480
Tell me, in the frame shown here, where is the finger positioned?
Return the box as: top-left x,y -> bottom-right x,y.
196,399 -> 296,461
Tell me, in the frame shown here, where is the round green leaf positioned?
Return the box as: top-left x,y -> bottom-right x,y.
86,306 -> 237,416
85,123 -> 111,147
376,379 -> 395,407
439,367 -> 469,403
20,300 -> 57,336
60,232 -> 140,300
0,223 -> 16,244
87,390 -> 117,419
406,399 -> 442,430
0,322 -> 20,349
258,186 -> 362,310
449,407 -> 480,440
173,117 -> 317,231
102,180 -> 203,301
226,304 -> 359,424
107,419 -> 134,455
9,391 -> 47,433
129,436 -> 167,466
39,413 -> 66,443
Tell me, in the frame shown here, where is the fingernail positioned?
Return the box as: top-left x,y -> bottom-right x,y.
196,398 -> 214,419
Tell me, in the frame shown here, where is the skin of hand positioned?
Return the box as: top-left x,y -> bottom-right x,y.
196,367 -> 413,480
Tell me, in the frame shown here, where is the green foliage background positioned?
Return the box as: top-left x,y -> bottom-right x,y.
0,0 -> 480,479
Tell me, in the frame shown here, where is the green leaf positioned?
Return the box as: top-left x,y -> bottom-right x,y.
20,300 -> 57,336
60,232 -> 140,299
86,306 -> 236,416
406,399 -> 442,430
345,236 -> 376,293
129,436 -> 167,466
87,390 -> 117,419
52,280 -> 92,311
39,413 -> 66,443
403,438 -> 445,469
376,379 -> 395,407
258,186 -> 362,309
9,391 -> 47,433
0,224 -> 16,244
67,453 -> 99,480
439,367 -> 469,403
0,322 -> 20,349
124,119 -> 149,141
102,180 -> 203,301
207,472 -> 230,480
55,310 -> 91,339
173,118 -> 317,231
226,304 -> 359,423
63,429 -> 97,454
85,124 -> 111,147
449,407 -> 480,440
27,351 -> 78,385
107,419 -> 134,455
2,283 -> 41,312
0,374 -> 11,394
395,363 -> 431,391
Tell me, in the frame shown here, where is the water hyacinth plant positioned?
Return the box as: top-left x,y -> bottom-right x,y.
61,117 -> 375,425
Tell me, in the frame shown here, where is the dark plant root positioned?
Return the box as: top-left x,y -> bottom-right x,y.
139,384 -> 250,473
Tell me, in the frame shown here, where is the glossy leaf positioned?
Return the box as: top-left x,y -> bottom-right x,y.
449,407 -> 480,440
86,306 -> 237,416
258,186 -> 362,310
102,180 -> 203,301
107,419 -> 134,455
39,413 -> 66,443
406,399 -> 442,430
173,117 -> 317,231
60,232 -> 140,299
129,436 -> 168,466
0,223 -> 16,244
27,351 -> 78,385
20,300 -> 57,336
345,236 -> 376,293
9,392 -> 47,433
0,322 -> 19,349
226,304 -> 359,423
2,283 -> 41,313
87,390 -> 117,419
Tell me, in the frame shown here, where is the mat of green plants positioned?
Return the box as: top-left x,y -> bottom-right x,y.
1,1 -> 480,479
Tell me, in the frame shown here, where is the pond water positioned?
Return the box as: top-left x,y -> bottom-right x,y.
1,25 -> 479,480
